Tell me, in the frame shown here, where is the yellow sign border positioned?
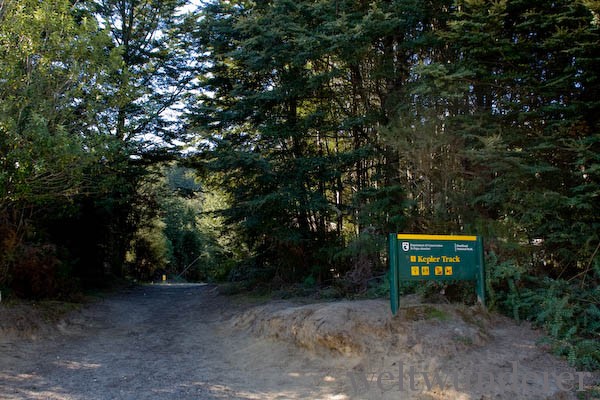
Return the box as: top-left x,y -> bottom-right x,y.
397,234 -> 477,241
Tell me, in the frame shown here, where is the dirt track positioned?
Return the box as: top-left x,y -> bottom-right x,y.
1,284 -> 598,400
0,284 -> 347,399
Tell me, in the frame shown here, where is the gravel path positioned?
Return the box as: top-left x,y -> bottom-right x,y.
0,284 -> 345,400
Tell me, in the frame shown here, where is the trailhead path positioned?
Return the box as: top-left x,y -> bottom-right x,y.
1,284 -> 596,399
0,284 -> 345,400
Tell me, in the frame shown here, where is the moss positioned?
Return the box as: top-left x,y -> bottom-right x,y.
425,306 -> 450,321
453,335 -> 474,346
403,305 -> 449,321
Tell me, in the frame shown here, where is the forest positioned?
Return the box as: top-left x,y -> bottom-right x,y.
0,0 -> 598,369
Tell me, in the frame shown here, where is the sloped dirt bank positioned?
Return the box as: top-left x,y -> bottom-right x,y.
231,297 -> 599,399
231,298 -> 494,357
0,301 -> 84,341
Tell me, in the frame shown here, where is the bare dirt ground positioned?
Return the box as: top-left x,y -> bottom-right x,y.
0,284 -> 598,400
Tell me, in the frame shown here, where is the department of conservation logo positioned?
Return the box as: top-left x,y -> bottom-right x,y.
402,242 -> 410,252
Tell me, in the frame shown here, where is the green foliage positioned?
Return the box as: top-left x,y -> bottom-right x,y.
332,233 -> 387,294
189,0 -> 600,370
91,0 -> 195,145
127,216 -> 170,280
0,0 -> 119,294
533,280 -> 600,371
0,0 -> 195,296
190,0 -> 432,286
365,274 -> 390,299
122,164 -> 217,282
302,275 -> 317,289
0,0 -> 598,372
0,0 -> 106,206
486,249 -> 600,370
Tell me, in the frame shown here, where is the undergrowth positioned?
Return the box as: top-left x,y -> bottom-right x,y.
486,252 -> 600,371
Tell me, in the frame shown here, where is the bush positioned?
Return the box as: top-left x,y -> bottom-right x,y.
8,243 -> 79,300
486,251 -> 600,370
333,233 -> 386,294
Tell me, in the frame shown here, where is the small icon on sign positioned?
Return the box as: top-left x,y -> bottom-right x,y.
421,266 -> 430,276
410,256 -> 417,262
411,266 -> 420,276
445,266 -> 453,276
435,266 -> 443,275
402,242 -> 410,252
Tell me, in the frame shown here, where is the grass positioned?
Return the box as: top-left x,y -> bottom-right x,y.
425,306 -> 450,321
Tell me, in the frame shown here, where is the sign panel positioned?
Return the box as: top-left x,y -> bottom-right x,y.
389,234 -> 485,315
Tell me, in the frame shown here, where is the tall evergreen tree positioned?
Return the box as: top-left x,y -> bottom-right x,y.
91,0 -> 196,149
189,0 -> 454,284
71,0 -> 198,277
437,0 -> 600,275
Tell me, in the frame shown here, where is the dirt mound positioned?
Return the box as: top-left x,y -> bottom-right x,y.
231,297 -> 491,358
231,297 -> 599,399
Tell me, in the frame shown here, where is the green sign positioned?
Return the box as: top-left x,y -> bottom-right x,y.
389,234 -> 485,314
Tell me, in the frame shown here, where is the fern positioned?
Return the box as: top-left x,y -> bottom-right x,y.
583,304 -> 600,334
487,249 -> 600,370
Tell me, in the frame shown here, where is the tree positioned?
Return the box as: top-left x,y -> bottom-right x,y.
381,0 -> 600,367
189,0 -> 456,286
437,0 -> 600,276
0,0 -> 200,293
0,0 -> 121,295
71,0 -> 198,278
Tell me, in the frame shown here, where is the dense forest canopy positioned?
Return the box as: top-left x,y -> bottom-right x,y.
0,0 -> 598,369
